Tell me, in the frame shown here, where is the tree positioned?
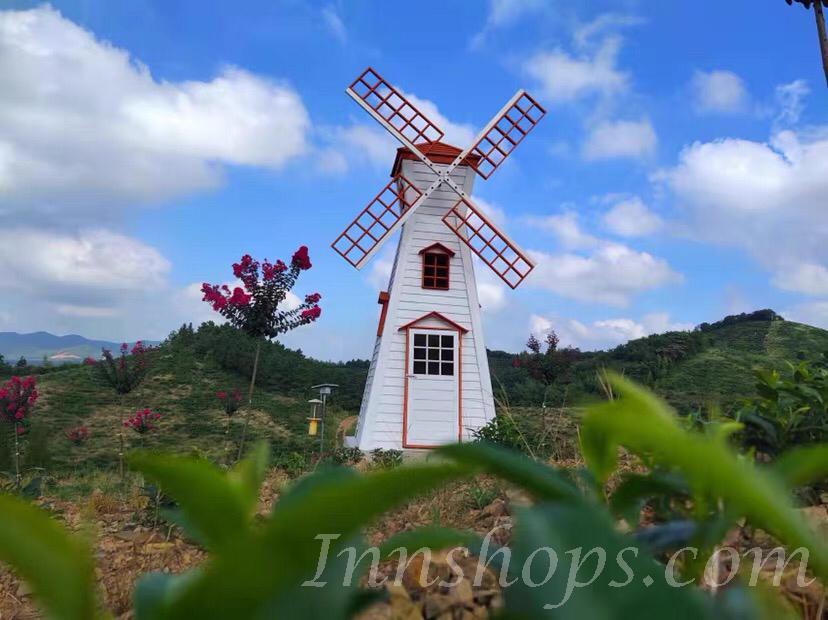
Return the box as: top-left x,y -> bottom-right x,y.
785,0 -> 828,86
15,357 -> 27,369
201,248 -> 321,459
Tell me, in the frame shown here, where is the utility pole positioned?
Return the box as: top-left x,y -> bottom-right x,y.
786,0 -> 828,86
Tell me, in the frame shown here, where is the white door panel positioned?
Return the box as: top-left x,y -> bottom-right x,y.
405,329 -> 459,447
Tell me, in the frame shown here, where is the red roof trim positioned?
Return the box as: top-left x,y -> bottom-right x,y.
391,141 -> 481,177
398,311 -> 469,334
418,242 -> 456,257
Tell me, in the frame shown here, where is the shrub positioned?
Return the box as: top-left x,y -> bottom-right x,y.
95,342 -> 150,395
369,448 -> 403,469
472,414 -> 526,453
276,451 -> 307,477
329,446 -> 363,466
215,388 -> 242,417
124,409 -> 161,435
734,356 -> 828,457
65,427 -> 90,446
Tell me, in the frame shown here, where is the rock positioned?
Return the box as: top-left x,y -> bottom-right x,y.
480,498 -> 508,520
798,505 -> 828,536
386,583 -> 421,620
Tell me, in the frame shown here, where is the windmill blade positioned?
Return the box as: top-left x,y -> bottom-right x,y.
466,90 -> 545,180
332,175 -> 422,269
347,67 -> 447,175
348,68 -> 444,147
442,197 -> 535,289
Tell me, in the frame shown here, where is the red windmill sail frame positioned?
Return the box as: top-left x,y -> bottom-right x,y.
332,66 -> 546,288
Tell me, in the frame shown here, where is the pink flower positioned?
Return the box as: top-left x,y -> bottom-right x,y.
228,287 -> 251,306
83,356 -> 96,365
305,292 -> 322,304
291,246 -> 312,270
216,390 -> 227,400
300,305 -> 322,321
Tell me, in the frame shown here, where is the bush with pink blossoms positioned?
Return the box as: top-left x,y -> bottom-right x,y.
216,388 -> 242,417
96,341 -> 151,395
65,426 -> 90,446
0,375 -> 38,488
124,408 -> 161,435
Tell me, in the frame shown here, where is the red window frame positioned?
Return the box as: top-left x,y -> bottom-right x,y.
422,251 -> 450,290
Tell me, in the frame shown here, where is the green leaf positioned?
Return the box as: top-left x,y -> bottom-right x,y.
437,442 -> 580,502
505,503 -> 716,618
128,451 -> 250,551
582,373 -> 828,583
157,462 -> 473,617
770,444 -> 828,487
0,494 -> 96,620
609,471 -> 689,524
227,440 -> 270,513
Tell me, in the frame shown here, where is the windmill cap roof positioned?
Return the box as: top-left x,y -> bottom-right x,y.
391,141 -> 481,177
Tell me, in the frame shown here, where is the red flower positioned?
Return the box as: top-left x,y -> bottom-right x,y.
305,292 -> 322,304
228,287 -> 251,306
291,246 -> 312,270
300,305 -> 322,321
65,426 -> 90,445
83,356 -> 96,365
216,390 -> 227,400
124,408 -> 161,434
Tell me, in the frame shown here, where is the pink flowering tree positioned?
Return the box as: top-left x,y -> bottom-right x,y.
201,247 -> 322,458
93,341 -> 152,479
124,408 -> 161,448
65,426 -> 90,446
0,376 -> 38,489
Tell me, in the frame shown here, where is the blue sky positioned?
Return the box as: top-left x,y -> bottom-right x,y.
1,0 -> 827,360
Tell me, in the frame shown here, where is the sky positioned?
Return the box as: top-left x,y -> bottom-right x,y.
0,0 -> 827,361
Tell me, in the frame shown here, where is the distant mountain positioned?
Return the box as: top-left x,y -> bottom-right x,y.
0,331 -> 159,365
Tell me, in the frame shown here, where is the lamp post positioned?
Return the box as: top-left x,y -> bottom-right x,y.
307,399 -> 323,437
310,383 -> 338,461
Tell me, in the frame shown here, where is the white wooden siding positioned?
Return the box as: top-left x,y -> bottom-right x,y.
356,159 -> 496,451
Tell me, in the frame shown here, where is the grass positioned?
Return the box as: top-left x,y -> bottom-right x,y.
0,340 -> 352,476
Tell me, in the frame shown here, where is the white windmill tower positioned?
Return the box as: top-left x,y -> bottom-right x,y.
332,68 -> 545,451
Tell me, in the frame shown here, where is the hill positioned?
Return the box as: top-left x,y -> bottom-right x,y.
2,311 -> 827,475
489,310 -> 828,413
0,331 -> 158,365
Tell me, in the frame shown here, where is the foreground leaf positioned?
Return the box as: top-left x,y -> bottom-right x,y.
0,494 -> 96,620
581,373 -> 828,582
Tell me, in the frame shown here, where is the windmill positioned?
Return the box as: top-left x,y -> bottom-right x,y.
332,67 -> 545,450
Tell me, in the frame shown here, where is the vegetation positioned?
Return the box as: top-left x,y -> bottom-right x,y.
490,310 -> 828,413
1,377 -> 827,618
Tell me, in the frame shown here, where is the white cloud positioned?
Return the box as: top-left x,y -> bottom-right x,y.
573,13 -> 644,48
530,312 -> 692,350
524,37 -> 628,104
527,211 -> 599,250
784,301 -> 828,330
471,0 -> 545,47
527,243 -> 681,306
0,228 -> 169,298
774,79 -> 809,126
474,259 -> 508,312
400,91 -> 476,147
773,262 -> 828,296
474,198 -> 507,227
319,92 -> 475,174
691,70 -> 748,113
602,196 -> 662,237
321,6 -> 347,43
0,6 -> 310,221
582,118 -> 657,160
655,128 -> 828,290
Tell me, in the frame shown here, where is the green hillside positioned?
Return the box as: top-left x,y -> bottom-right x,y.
489,311 -> 828,413
1,311 -> 826,475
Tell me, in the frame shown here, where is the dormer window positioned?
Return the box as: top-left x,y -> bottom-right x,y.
419,243 -> 455,290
